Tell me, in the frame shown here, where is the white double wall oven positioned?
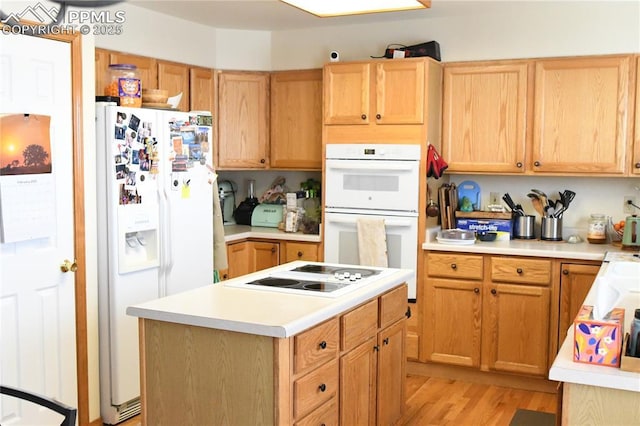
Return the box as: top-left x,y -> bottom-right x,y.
323,144 -> 420,300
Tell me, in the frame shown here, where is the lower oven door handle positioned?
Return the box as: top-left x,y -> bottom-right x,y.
326,161 -> 416,171
326,217 -> 414,227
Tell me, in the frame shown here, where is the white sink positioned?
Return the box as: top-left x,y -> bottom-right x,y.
607,261 -> 640,279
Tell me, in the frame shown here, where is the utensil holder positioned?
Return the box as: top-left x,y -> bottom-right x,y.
541,217 -> 562,241
514,215 -> 536,239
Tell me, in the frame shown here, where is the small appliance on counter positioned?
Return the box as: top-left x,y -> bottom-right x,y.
622,215 -> 640,250
233,179 -> 259,226
218,179 -> 236,225
251,204 -> 284,228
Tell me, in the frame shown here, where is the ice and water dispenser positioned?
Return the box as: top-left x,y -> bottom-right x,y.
117,205 -> 159,273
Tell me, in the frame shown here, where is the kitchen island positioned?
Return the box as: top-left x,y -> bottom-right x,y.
549,253 -> 640,425
127,261 -> 413,425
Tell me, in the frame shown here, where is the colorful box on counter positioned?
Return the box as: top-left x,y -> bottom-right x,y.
455,218 -> 513,240
573,305 -> 625,368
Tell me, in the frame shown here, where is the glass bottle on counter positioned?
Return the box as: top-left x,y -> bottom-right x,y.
587,213 -> 607,244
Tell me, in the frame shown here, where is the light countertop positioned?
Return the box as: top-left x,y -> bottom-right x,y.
224,224 -> 321,243
126,261 -> 412,338
422,227 -> 627,261
549,257 -> 640,392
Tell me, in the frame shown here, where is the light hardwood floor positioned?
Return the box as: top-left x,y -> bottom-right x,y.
113,375 -> 557,426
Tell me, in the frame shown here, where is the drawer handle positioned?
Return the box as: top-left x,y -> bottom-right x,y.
405,307 -> 412,318
319,341 -> 327,350
534,161 -> 541,167
516,268 -> 523,274
376,113 -> 381,119
516,162 -> 523,168
361,114 -> 367,120
474,287 -> 480,294
562,269 -> 569,275
271,246 -> 276,253
383,337 -> 389,345
635,162 -> 640,169
450,263 -> 457,270
491,289 -> 497,295
260,158 -> 266,164
318,383 -> 327,392
297,251 -> 303,257
373,345 -> 380,352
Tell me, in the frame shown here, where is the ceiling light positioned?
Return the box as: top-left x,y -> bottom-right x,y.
280,0 -> 431,17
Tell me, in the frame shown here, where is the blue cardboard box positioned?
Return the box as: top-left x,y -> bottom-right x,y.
455,218 -> 513,240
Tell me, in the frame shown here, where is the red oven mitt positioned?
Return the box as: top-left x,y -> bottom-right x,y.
427,144 -> 448,179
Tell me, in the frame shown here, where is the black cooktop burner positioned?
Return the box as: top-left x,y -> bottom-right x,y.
248,278 -> 301,288
302,283 -> 340,292
292,264 -> 336,273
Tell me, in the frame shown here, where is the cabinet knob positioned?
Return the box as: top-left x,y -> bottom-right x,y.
222,274 -> 228,280
516,268 -> 523,274
260,158 -> 266,164
271,246 -> 276,253
534,161 -> 541,167
405,307 -> 412,318
319,340 -> 327,349
491,288 -> 497,295
383,337 -> 389,345
373,345 -> 380,352
450,263 -> 457,270
635,162 -> 640,169
361,114 -> 367,120
376,113 -> 381,119
562,269 -> 569,275
297,251 -> 303,257
318,383 -> 326,392
474,287 -> 480,294
516,162 -> 523,168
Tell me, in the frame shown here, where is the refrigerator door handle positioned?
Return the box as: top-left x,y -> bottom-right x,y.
162,185 -> 174,274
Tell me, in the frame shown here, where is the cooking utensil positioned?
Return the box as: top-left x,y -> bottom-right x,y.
531,189 -> 550,213
502,193 -> 523,216
527,193 -> 545,217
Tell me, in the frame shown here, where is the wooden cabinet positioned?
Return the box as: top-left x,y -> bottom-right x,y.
217,71 -> 270,169
270,70 -> 322,170
340,285 -> 407,426
108,51 -> 158,90
95,48 -> 110,96
138,284 -> 407,425
558,262 -> 600,345
424,252 -> 554,377
324,59 -> 425,125
189,67 -> 214,112
282,241 -> 320,263
226,240 -> 279,279
633,56 -> 640,175
157,60 -> 190,111
442,61 -> 529,173
532,55 -> 631,174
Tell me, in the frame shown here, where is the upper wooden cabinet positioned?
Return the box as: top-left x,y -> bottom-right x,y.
158,60 -> 190,111
442,61 -> 529,173
190,67 -> 215,113
108,51 -> 158,91
270,69 -> 322,170
216,71 -> 270,169
633,56 -> 640,175
324,59 -> 425,125
532,55 -> 631,174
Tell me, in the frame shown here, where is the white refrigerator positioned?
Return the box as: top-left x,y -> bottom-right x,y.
95,101 -> 214,424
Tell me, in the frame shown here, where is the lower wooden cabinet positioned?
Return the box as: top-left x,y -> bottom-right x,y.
558,262 -> 600,345
423,252 -> 555,377
225,239 -> 320,279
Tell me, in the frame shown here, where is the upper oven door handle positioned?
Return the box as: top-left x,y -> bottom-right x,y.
325,216 -> 414,227
325,160 -> 417,172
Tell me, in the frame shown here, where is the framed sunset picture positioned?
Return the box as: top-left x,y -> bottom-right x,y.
0,114 -> 52,176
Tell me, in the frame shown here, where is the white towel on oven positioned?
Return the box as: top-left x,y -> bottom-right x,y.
356,217 -> 388,267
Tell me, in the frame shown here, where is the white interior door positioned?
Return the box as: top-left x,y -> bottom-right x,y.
0,34 -> 78,424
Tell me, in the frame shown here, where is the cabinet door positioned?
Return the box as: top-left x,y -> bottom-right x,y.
442,62 -> 528,173
283,241 -> 319,263
375,60 -> 424,124
109,52 -> 157,90
158,61 -> 190,111
558,263 -> 599,345
250,241 -> 279,271
484,283 -> 550,376
425,278 -> 482,367
217,71 -> 270,168
270,70 -> 322,169
340,338 -> 377,426
633,57 -> 640,175
227,241 -> 251,279
323,63 -> 370,125
377,319 -> 406,426
95,48 -> 110,96
190,67 -> 214,113
532,56 -> 631,174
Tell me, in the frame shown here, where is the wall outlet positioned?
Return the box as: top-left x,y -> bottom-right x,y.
490,192 -> 501,205
623,195 -> 637,214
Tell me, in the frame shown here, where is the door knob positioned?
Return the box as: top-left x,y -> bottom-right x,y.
60,259 -> 78,273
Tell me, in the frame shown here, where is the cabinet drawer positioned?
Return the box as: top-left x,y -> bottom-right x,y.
295,317 -> 339,374
427,252 -> 483,280
284,242 -> 319,262
295,396 -> 338,426
379,285 -> 408,329
294,359 -> 339,419
491,257 -> 551,285
341,299 -> 378,352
